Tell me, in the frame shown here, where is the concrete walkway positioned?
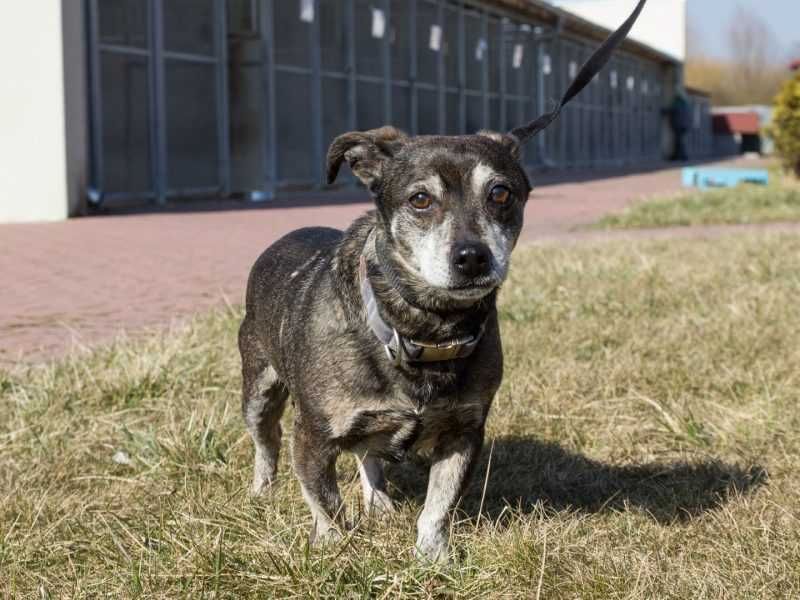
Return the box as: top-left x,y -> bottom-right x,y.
1,158 -> 785,363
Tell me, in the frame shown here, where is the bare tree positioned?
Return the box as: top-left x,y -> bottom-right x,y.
721,4 -> 786,104
686,21 -> 704,61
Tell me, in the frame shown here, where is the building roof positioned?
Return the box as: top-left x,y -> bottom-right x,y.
485,0 -> 681,66
712,112 -> 761,135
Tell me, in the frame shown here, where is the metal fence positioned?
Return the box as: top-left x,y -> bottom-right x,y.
87,0 -> 688,206
542,36 -> 665,169
87,0 -> 230,204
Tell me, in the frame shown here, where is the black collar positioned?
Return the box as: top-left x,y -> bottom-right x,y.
358,253 -> 486,365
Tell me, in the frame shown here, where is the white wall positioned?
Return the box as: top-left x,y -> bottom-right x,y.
0,1 -> 69,222
550,0 -> 687,61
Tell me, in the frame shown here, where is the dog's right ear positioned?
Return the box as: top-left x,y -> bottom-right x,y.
326,126 -> 407,190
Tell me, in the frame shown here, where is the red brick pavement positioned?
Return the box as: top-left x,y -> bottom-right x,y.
2,158 -> 786,363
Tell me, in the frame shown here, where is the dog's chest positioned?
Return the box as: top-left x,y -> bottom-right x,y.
333,392 -> 486,461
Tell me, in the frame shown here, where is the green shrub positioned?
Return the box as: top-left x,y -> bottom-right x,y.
769,72 -> 800,177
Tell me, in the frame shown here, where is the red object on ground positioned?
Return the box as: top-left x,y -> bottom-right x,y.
790,59 -> 800,71
712,112 -> 760,135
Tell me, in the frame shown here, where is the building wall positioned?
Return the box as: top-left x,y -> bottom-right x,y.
713,105 -> 774,155
550,0 -> 686,61
0,1 -> 70,222
0,1 -> 697,222
86,0 -> 679,208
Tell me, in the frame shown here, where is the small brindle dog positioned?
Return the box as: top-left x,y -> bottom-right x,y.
239,0 -> 647,561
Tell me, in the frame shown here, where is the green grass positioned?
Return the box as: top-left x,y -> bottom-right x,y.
593,174 -> 800,229
3,233 -> 800,598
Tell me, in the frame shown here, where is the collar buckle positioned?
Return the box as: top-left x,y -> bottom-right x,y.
385,328 -> 405,366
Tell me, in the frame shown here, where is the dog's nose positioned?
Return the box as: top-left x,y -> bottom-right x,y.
451,241 -> 492,279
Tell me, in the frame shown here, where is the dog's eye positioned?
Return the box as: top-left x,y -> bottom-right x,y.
409,192 -> 433,210
489,185 -> 512,205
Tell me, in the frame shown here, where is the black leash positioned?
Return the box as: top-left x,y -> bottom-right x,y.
509,0 -> 648,144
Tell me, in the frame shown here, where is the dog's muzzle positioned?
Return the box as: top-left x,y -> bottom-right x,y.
359,255 -> 485,365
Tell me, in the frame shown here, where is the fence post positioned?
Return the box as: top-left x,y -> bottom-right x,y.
214,0 -> 231,197
437,0 -> 445,133
383,0 -> 392,125
310,0 -> 323,186
410,0 -> 418,136
150,0 -> 167,203
259,0 -> 277,199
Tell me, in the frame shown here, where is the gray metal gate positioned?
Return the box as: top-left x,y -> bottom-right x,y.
262,0 -> 557,192
87,0 -> 229,205
87,0 -> 678,206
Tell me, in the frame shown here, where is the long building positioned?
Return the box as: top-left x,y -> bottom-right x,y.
0,0 -> 712,223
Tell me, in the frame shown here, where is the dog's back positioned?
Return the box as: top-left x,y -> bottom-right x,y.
241,227 -> 342,374
238,226 -> 351,499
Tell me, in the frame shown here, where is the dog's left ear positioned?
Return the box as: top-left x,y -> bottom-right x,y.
507,0 -> 647,150
326,126 -> 407,191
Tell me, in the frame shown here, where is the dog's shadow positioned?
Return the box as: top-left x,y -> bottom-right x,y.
386,436 -> 767,524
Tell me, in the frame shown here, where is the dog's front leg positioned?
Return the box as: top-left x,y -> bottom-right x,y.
415,431 -> 483,562
292,426 -> 344,544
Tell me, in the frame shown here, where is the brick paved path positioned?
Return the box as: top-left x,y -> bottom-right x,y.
2,158 -> 788,363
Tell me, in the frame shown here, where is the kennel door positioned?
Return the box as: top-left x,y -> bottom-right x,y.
158,0 -> 230,199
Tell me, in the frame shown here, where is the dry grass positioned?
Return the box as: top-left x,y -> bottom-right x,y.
2,233 -> 800,598
593,174 -> 800,230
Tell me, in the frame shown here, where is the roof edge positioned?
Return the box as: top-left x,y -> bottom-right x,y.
482,0 -> 681,66
685,86 -> 710,98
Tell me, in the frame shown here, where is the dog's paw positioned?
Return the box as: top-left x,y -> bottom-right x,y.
251,450 -> 279,497
309,524 -> 344,547
413,534 -> 451,564
364,490 -> 395,517
250,473 -> 278,497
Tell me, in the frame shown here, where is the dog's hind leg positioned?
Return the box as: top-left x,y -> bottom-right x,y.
240,318 -> 288,496
292,424 -> 344,543
356,453 -> 394,516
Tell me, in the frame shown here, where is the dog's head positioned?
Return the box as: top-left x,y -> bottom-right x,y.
328,128 -> 529,303
326,0 -> 646,305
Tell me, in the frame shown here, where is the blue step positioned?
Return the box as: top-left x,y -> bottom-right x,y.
682,168 -> 769,190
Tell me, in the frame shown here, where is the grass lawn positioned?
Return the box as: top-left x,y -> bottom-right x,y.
2,233 -> 800,598
593,172 -> 800,230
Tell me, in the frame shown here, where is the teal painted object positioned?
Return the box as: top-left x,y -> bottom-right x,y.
682,168 -> 769,190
